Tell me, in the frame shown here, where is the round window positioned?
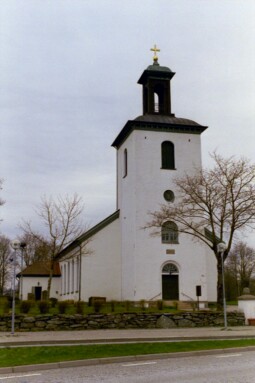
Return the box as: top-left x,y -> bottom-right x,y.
163,190 -> 175,202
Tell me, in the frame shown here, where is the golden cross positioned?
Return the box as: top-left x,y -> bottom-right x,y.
150,44 -> 160,62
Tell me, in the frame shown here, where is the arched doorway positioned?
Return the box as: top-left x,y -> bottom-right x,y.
162,263 -> 179,300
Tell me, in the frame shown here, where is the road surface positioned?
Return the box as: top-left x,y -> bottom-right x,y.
2,350 -> 255,382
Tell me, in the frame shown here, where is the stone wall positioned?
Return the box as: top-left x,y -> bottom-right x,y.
0,311 -> 245,331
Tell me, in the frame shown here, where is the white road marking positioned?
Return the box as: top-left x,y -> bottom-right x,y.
122,361 -> 157,367
215,354 -> 242,358
0,373 -> 41,380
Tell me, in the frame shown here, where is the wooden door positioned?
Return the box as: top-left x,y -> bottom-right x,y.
162,275 -> 179,300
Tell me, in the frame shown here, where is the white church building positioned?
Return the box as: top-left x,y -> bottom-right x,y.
22,52 -> 217,304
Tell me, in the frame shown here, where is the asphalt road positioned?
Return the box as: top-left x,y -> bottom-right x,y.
2,350 -> 255,383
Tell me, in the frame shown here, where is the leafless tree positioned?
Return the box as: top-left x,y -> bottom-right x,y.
0,235 -> 11,294
146,153 -> 255,306
21,193 -> 86,298
18,233 -> 51,267
226,241 -> 255,296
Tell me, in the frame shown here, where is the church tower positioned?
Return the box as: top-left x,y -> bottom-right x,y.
112,47 -> 216,303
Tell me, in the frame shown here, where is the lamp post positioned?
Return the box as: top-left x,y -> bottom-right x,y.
19,242 -> 27,301
10,239 -> 21,335
217,241 -> 227,330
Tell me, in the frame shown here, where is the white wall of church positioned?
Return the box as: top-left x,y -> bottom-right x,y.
117,128 -> 217,302
205,246 -> 218,301
59,256 -> 80,301
80,217 -> 121,301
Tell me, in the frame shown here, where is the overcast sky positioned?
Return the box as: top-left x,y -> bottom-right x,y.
0,0 -> 255,242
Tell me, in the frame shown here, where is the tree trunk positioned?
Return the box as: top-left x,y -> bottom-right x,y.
47,257 -> 54,299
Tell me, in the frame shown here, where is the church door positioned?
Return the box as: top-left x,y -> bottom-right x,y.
162,263 -> 179,300
34,286 -> 42,301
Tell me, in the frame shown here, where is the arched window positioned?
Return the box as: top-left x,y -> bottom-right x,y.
154,84 -> 164,113
67,262 -> 70,294
76,256 -> 80,292
72,259 -> 75,293
161,221 -> 179,244
161,141 -> 175,169
61,265 -> 63,295
64,264 -> 66,294
154,92 -> 159,112
123,149 -> 128,177
162,263 -> 179,274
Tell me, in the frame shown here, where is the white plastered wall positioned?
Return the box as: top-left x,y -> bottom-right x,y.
59,248 -> 80,301
79,217 -> 121,301
22,276 -> 60,300
117,128 -> 217,302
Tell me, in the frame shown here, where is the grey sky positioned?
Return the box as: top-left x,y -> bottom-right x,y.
1,0 -> 255,241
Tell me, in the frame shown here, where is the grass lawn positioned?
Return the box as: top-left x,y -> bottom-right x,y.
1,339 -> 255,368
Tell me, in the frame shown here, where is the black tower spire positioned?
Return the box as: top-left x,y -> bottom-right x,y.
138,45 -> 175,116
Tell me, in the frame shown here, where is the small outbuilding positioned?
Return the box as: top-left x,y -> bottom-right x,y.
17,261 -> 61,300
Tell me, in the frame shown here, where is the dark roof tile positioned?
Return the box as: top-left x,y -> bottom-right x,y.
17,261 -> 61,277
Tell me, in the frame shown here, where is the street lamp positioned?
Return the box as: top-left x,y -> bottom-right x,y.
10,239 -> 20,335
19,242 -> 27,301
217,241 -> 227,330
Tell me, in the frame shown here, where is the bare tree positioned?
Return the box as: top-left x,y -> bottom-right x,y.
21,193 -> 86,298
18,233 -> 51,267
226,241 -> 255,296
0,235 -> 11,294
147,153 -> 255,306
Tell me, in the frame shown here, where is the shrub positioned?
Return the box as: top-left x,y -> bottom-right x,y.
110,300 -> 116,312
50,297 -> 58,307
76,301 -> 85,315
20,300 -> 33,314
38,300 -> 50,314
6,295 -> 13,308
157,300 -> 164,310
42,290 -> 48,300
0,296 -> 10,313
3,300 -> 10,313
124,300 -> 131,312
139,299 -> 148,311
5,294 -> 20,308
93,301 -> 102,313
58,301 -> 69,314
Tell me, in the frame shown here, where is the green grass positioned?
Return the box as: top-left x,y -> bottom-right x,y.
1,339 -> 255,368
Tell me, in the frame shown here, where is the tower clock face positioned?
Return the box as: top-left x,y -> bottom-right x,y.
163,190 -> 175,202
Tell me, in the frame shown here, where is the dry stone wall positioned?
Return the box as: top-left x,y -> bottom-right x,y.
0,311 -> 245,331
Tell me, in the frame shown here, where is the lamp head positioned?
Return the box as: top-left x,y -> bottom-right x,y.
217,241 -> 227,253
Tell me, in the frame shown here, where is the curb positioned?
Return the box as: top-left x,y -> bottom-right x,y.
1,346 -> 255,375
